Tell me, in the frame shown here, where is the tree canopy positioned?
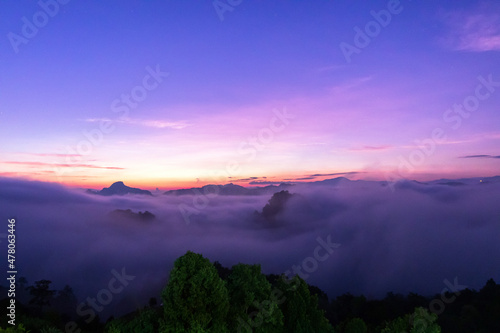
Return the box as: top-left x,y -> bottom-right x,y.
161,251 -> 229,332
2,252 -> 500,332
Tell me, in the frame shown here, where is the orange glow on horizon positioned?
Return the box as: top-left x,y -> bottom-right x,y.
3,169 -> 500,192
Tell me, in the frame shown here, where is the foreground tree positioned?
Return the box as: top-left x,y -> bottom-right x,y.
106,307 -> 160,333
343,317 -> 367,333
227,264 -> 284,332
276,275 -> 334,332
161,251 -> 229,332
381,307 -> 441,333
0,324 -> 29,333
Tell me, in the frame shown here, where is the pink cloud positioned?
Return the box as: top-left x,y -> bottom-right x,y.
441,5 -> 500,52
349,145 -> 393,152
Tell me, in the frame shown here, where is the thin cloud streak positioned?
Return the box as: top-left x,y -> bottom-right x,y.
1,161 -> 125,170
348,145 -> 393,152
460,155 -> 500,159
309,172 -> 362,177
328,76 -> 373,95
249,181 -> 287,185
22,153 -> 82,158
83,118 -> 191,129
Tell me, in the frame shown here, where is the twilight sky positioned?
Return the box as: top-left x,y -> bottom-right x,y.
1,0 -> 499,189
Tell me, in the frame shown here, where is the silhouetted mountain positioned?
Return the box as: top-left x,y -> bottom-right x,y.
164,182 -> 293,196
164,183 -> 247,196
311,176 -> 352,186
436,181 -> 466,186
109,209 -> 156,221
429,176 -> 500,186
87,181 -> 152,196
88,176 -> 500,198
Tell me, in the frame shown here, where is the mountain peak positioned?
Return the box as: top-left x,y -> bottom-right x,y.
89,181 -> 152,196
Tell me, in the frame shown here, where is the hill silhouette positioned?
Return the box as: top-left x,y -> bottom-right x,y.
109,209 -> 156,221
87,181 -> 152,196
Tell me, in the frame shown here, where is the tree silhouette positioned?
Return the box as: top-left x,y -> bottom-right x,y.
26,279 -> 55,313
227,263 -> 283,332
161,251 -> 229,332
276,275 -> 334,332
344,317 -> 367,333
381,307 -> 441,333
53,285 -> 78,319
260,190 -> 294,220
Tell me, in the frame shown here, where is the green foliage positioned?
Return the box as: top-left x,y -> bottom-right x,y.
105,324 -> 119,333
105,308 -> 160,333
14,315 -> 55,333
4,254 -> 499,333
381,307 -> 441,333
227,263 -> 284,332
276,275 -> 334,333
105,319 -> 127,333
39,327 -> 63,333
0,324 -> 29,333
161,251 -> 229,332
344,317 -> 367,333
380,315 -> 409,333
410,307 -> 441,333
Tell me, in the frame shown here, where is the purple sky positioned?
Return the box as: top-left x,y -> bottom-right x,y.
1,0 -> 499,189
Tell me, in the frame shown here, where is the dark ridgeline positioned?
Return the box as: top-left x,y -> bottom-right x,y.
163,182 -> 294,196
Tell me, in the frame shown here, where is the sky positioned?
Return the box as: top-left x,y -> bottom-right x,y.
1,0 -> 499,190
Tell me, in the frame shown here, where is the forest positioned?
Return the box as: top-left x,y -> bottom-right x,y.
1,251 -> 499,333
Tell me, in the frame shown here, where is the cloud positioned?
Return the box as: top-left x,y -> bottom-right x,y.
0,177 -> 94,204
309,172 -> 361,178
249,180 -> 287,185
230,177 -> 261,182
328,76 -> 373,95
133,119 -> 190,129
23,153 -> 82,158
460,154 -> 500,159
0,161 -> 125,170
83,118 -> 190,129
0,172 -> 29,177
441,4 -> 500,52
348,145 -> 392,152
1,176 -> 500,321
315,64 -> 346,73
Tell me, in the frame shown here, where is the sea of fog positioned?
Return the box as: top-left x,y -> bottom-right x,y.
1,177 -> 499,319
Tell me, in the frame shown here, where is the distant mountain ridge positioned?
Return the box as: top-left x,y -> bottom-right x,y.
428,176 -> 500,186
164,182 -> 294,196
86,176 -> 500,197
